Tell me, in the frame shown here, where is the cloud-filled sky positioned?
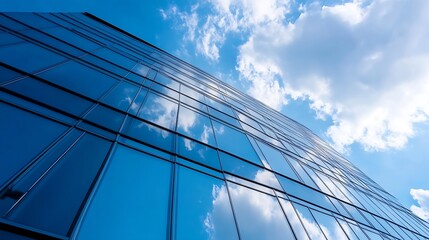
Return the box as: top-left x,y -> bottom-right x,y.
1,0 -> 428,221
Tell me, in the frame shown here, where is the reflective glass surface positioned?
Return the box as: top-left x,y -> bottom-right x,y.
1,13 -> 428,240
76,145 -> 172,240
228,182 -> 295,240
212,120 -> 261,165
174,166 -> 238,240
177,105 -> 216,146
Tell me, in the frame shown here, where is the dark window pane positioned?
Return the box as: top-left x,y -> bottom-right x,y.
0,42 -> 66,73
42,27 -> 100,51
101,81 -> 139,111
121,116 -> 173,152
84,104 -> 125,132
212,121 -> 261,165
138,92 -> 178,130
0,102 -> 67,188
0,65 -> 21,84
177,106 -> 216,146
93,48 -> 136,70
75,145 -> 172,240
7,133 -> 112,235
228,182 -> 295,240
174,166 -> 238,240
38,61 -> 118,100
5,77 -> 93,117
177,136 -> 220,170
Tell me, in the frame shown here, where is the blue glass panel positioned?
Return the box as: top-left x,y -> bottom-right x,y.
84,104 -> 125,132
0,42 -> 66,73
75,145 -> 172,240
177,106 -> 216,146
38,61 -> 118,100
220,152 -> 282,190
205,97 -> 234,116
0,102 -> 67,188
257,141 -> 299,181
101,81 -> 139,111
7,133 -> 112,235
0,66 -> 21,84
93,48 -> 136,70
278,198 -> 310,240
131,63 -> 150,77
5,77 -> 93,117
5,13 -> 56,29
121,116 -> 173,152
227,182 -> 295,240
42,27 -> 100,51
212,121 -> 261,165
277,175 -> 336,212
180,94 -> 207,112
311,210 -> 348,239
292,203 -> 327,240
177,136 -> 220,170
209,107 -> 240,127
138,92 -> 178,130
155,73 -> 180,91
128,87 -> 148,115
174,166 -> 238,240
151,82 -> 179,99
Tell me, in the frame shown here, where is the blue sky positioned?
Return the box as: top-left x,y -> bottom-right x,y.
2,0 -> 429,221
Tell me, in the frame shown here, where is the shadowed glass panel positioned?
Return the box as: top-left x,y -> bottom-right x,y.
76,145 -> 172,240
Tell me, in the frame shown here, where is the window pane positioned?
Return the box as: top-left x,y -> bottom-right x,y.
177,136 -> 221,170
138,92 -> 178,130
7,133 -> 112,236
5,77 -> 93,117
38,61 -> 118,100
293,203 -> 327,240
0,102 -> 68,188
228,182 -> 295,240
76,145 -> 172,240
278,199 -> 310,240
177,106 -> 216,146
220,152 -> 282,190
84,104 -> 125,132
0,65 -> 21,84
121,116 -> 173,152
311,210 -> 348,239
101,81 -> 139,111
174,166 -> 238,240
257,141 -> 299,181
212,121 -> 261,165
0,42 -> 66,73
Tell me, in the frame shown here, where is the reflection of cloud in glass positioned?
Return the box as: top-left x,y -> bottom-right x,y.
140,93 -> 178,131
177,106 -> 216,145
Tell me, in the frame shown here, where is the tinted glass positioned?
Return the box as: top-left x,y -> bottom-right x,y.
38,60 -> 118,100
0,102 -> 67,188
177,106 -> 216,146
6,77 -> 93,117
228,182 -> 295,240
174,166 -> 238,240
84,104 -> 125,132
0,42 -> 66,73
7,133 -> 112,235
311,210 -> 348,239
75,145 -> 172,240
138,92 -> 178,130
257,141 -> 299,181
101,81 -> 139,111
293,203 -> 327,240
212,121 -> 261,165
121,116 -> 173,152
177,136 -> 221,170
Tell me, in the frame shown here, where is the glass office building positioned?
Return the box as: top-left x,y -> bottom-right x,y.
0,13 -> 428,240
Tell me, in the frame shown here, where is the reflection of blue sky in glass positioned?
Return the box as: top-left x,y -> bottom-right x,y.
174,166 -> 238,240
177,105 -> 216,146
76,145 -> 172,240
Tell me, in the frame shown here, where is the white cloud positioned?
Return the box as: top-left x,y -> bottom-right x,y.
236,0 -> 429,152
165,0 -> 429,152
410,188 -> 429,221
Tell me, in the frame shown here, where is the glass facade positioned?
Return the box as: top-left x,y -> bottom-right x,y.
0,12 -> 429,240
